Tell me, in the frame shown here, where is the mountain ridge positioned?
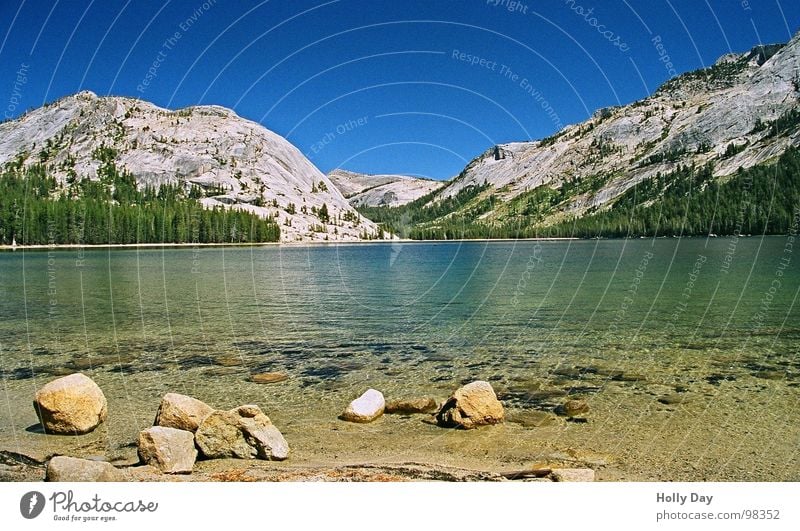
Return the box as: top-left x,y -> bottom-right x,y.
384,33 -> 800,237
328,169 -> 445,207
0,91 -> 385,242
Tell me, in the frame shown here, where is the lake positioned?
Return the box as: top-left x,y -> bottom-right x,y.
1,237 -> 798,480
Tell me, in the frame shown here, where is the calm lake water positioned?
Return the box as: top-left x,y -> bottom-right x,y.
1,237 -> 798,480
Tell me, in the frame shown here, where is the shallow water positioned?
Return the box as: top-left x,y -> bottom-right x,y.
1,237 -> 798,480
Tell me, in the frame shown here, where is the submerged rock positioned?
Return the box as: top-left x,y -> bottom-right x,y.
195,405 -> 289,460
46,456 -> 118,482
137,426 -> 197,474
658,393 -> 695,405
249,372 -> 289,384
436,381 -> 504,429
214,355 -> 244,367
507,410 -> 561,428
340,389 -> 386,423
33,373 -> 108,435
154,393 -> 214,433
555,399 -> 589,417
385,397 -> 438,415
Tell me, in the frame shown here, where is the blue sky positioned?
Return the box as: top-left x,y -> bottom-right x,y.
1,0 -> 798,180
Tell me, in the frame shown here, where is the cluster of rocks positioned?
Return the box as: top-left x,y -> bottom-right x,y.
33,374 -> 289,481
32,373 -> 595,482
339,380 -> 505,430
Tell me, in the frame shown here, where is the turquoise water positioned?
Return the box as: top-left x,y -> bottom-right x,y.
1,237 -> 798,480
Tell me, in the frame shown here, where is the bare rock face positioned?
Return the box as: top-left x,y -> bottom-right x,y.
0,91 -> 385,243
328,169 -> 445,208
195,405 -> 289,460
340,389 -> 385,423
406,34 -> 800,228
436,381 -> 505,429
385,397 -> 438,415
154,393 -> 214,433
46,456 -> 118,482
137,426 -> 197,474
33,373 -> 108,435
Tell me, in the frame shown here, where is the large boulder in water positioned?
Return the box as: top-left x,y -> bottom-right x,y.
340,389 -> 385,423
195,405 -> 289,460
33,373 -> 108,435
436,381 -> 504,429
137,426 -> 197,474
46,456 -> 118,482
154,393 -> 213,433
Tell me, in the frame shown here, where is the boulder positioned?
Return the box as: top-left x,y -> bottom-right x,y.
340,389 -> 385,423
436,381 -> 504,429
555,399 -> 590,417
137,426 -> 197,474
550,468 -> 596,482
385,397 -> 438,415
195,410 -> 252,459
195,405 -> 289,460
154,393 -> 213,432
234,405 -> 290,460
46,456 -> 118,482
33,373 -> 108,435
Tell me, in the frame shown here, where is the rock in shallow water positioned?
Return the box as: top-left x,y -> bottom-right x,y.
340,389 -> 386,423
154,393 -> 214,433
658,393 -> 695,405
555,399 -> 589,417
436,381 -> 504,429
137,426 -> 197,474
195,405 -> 289,460
385,397 -> 438,415
46,456 -> 119,482
249,372 -> 289,384
34,373 -> 108,435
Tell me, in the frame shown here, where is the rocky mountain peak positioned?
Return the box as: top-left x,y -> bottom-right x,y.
328,169 -> 445,208
0,93 -> 386,242
419,30 -> 800,230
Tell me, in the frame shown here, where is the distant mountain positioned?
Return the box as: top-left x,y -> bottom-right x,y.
328,169 -> 445,207
370,33 -> 800,238
0,91 -> 384,242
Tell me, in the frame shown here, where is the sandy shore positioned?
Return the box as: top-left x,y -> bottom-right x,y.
0,449 -> 613,483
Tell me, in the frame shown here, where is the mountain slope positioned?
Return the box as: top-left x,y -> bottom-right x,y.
386,34 -> 800,237
0,92 -> 384,242
328,169 -> 445,207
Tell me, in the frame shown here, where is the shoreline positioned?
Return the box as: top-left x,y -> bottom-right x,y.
1,233 -> 784,251
0,237 -> 580,251
0,450 -> 615,482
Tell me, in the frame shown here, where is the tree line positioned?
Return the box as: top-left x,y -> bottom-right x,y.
0,159 -> 280,245
360,147 -> 800,240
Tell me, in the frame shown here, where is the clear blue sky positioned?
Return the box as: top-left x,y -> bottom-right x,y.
1,0 -> 798,180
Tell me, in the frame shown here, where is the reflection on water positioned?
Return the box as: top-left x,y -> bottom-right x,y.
1,237 -> 798,480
